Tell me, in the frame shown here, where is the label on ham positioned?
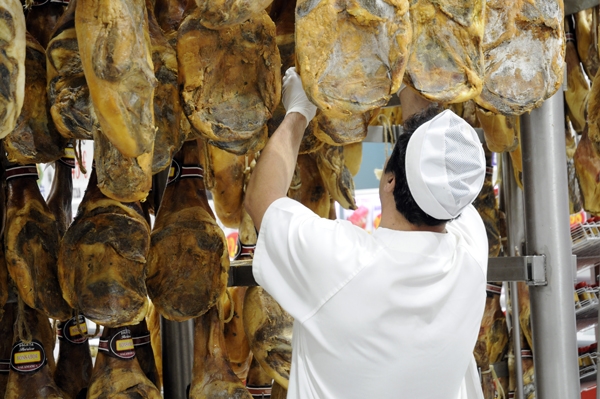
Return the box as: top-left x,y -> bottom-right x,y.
132,332 -> 151,347
5,165 -> 39,181
99,328 -> 136,360
32,0 -> 70,5
10,340 -> 47,373
58,145 -> 76,169
57,315 -> 89,344
167,160 -> 204,185
0,359 -> 10,373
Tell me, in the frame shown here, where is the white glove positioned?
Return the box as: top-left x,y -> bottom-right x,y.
282,67 -> 317,128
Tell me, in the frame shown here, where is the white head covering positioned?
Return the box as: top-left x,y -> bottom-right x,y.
405,109 -> 485,220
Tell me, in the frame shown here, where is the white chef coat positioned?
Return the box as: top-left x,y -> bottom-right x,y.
253,197 -> 487,399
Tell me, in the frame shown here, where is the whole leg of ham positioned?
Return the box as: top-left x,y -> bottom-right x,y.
295,0 -> 411,115
4,302 -> 64,399
75,0 -> 157,158
46,144 -> 75,238
476,107 -> 519,153
475,0 -> 565,115
0,303 -> 15,397
46,0 -> 96,141
243,286 -> 293,390
25,2 -> 65,49
194,0 -> 273,29
146,139 -> 229,321
288,153 -> 331,218
575,8 -> 600,81
0,0 -> 26,139
4,32 -> 66,164
93,126 -> 153,203
564,16 -> 590,135
189,304 -> 252,399
58,169 -> 150,327
574,126 -> 600,214
54,315 -> 93,399
147,0 -> 187,174
129,320 -> 161,390
87,326 -> 161,398
404,0 -> 485,103
315,143 -> 357,210
4,162 -> 71,321
177,10 -> 281,155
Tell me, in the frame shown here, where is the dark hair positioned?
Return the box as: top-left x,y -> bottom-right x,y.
384,105 -> 451,227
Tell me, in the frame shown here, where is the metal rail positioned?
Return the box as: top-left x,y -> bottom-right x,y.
520,90 -> 580,398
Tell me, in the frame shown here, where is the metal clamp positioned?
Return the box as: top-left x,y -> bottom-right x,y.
487,255 -> 547,286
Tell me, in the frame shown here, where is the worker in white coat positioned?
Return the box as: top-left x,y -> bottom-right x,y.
244,67 -> 488,399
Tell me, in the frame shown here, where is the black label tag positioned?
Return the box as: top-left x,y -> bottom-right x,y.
99,328 -> 135,360
58,315 -> 88,344
10,340 -> 47,373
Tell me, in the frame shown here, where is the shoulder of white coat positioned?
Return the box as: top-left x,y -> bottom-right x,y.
448,204 -> 488,265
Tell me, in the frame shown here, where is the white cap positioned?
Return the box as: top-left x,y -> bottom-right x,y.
405,109 -> 485,220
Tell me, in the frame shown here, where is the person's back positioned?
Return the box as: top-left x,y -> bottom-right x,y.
253,200 -> 487,398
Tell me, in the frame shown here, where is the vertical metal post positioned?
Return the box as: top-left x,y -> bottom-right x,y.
520,90 -> 580,398
161,318 -> 194,398
501,152 -> 525,399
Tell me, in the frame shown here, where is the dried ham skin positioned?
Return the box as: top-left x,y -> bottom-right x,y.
54,316 -> 93,399
243,286 -> 292,390
147,0 -> 187,174
0,0 -> 26,139
475,106 -> 519,153
574,127 -> 600,215
475,0 -> 565,115
195,0 -> 274,29
47,0 -> 96,141
404,0 -> 485,103
146,140 -> 229,321
564,17 -> 589,135
5,168 -> 71,321
5,32 -> 65,164
315,143 -> 357,210
295,0 -> 411,116
189,305 -> 252,399
76,0 -> 157,158
178,10 -> 281,155
58,170 -> 150,327
288,154 -> 331,218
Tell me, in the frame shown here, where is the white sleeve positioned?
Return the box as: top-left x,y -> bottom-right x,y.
252,197 -> 371,322
447,204 -> 488,276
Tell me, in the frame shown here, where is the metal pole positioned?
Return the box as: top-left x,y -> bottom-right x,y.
161,318 -> 194,398
501,152 -> 525,399
520,90 -> 580,398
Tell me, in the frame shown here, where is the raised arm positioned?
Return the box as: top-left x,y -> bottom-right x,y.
244,67 -> 317,230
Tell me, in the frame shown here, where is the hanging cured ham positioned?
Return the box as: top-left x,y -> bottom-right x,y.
46,0 -> 96,141
147,0 -> 187,174
314,110 -> 373,145
58,169 -> 150,327
475,0 -> 565,115
315,144 -> 357,210
243,286 -> 293,389
564,16 -> 590,135
476,107 -> 519,153
575,8 -> 599,81
0,0 -> 26,139
54,315 -> 93,399
4,303 -> 64,399
87,326 -> 161,399
195,0 -> 273,29
206,145 -> 254,228
76,0 -> 157,158
574,127 -> 600,214
295,0 -> 411,116
178,10 -> 281,155
288,154 -> 331,218
25,1 -> 66,49
189,305 -> 251,399
404,0 -> 485,103
4,162 -> 71,321
46,144 -> 75,238
5,32 -> 65,164
146,140 -> 229,321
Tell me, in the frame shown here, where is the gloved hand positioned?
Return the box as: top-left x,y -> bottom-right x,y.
282,67 -> 317,128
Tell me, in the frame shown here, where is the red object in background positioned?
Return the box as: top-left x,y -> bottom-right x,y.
347,206 -> 368,229
581,383 -> 596,399
226,232 -> 239,259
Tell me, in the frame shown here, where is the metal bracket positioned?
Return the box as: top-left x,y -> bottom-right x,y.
487,255 -> 547,286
